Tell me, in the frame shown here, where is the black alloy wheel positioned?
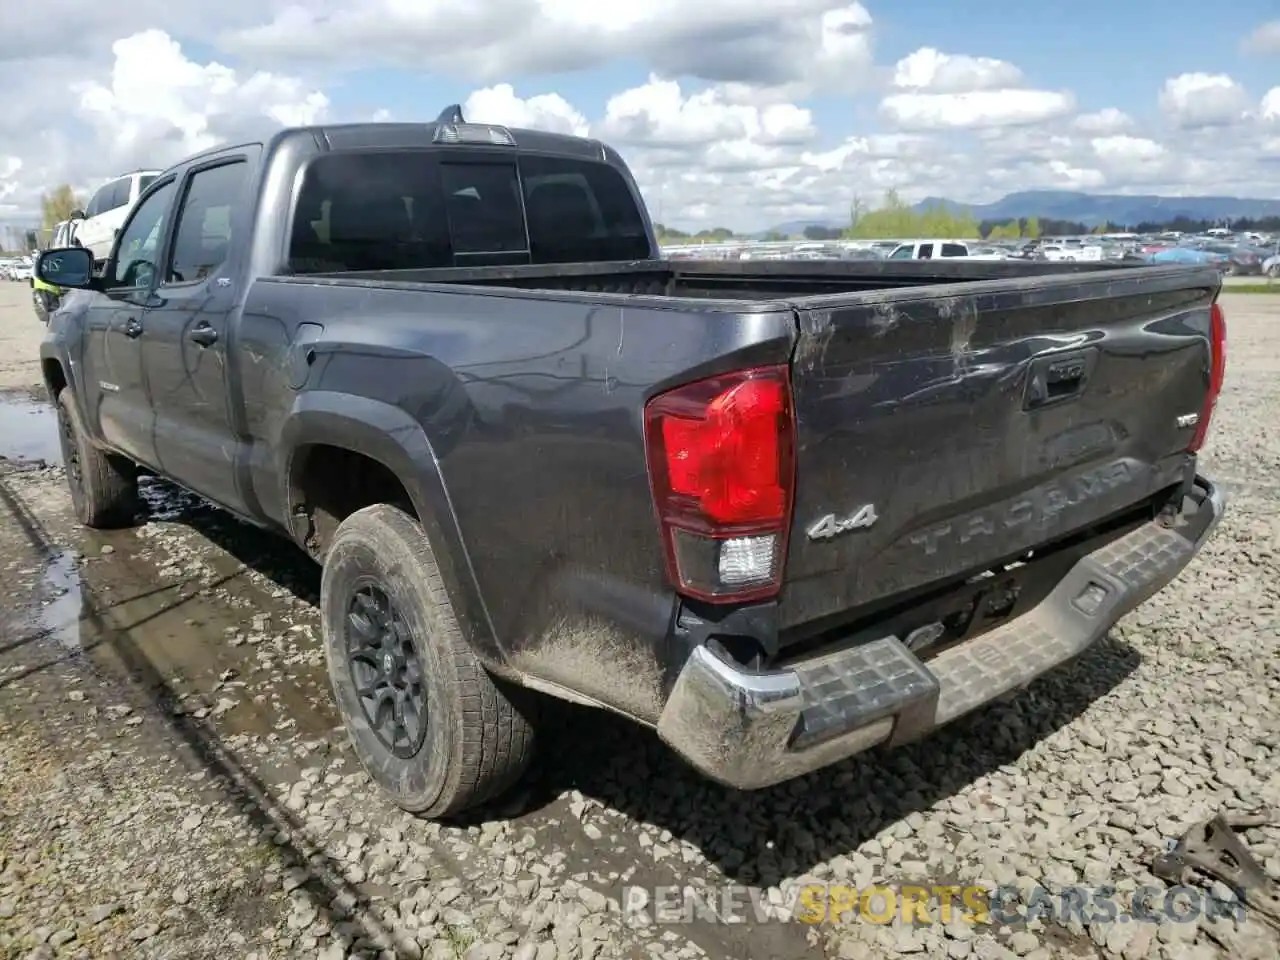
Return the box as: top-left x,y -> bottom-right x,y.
56,399 -> 86,514
344,581 -> 430,758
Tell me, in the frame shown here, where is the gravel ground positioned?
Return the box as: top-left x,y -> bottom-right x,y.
1,282 -> 1278,960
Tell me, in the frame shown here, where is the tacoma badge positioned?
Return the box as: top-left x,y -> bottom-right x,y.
806,504 -> 878,541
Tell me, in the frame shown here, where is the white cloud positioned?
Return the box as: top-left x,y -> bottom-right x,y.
464,84 -> 589,137
2,20 -> 1280,235
598,76 -> 816,149
1073,108 -> 1133,135
1263,88 -> 1280,122
1091,135 -> 1166,163
221,0 -> 876,97
882,89 -> 1076,130
1243,20 -> 1280,55
74,30 -> 328,172
891,48 -> 1023,93
1159,73 -> 1251,128
881,47 -> 1074,130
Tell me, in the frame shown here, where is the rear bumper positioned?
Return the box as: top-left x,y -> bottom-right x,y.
656,475 -> 1226,789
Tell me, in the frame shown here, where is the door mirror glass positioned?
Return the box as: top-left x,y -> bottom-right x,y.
36,248 -> 94,288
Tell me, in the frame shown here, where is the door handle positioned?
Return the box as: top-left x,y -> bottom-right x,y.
189,323 -> 218,347
1024,348 -> 1097,410
123,318 -> 143,338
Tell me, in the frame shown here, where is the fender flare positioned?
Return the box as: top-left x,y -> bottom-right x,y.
38,341 -> 91,430
277,391 -> 503,665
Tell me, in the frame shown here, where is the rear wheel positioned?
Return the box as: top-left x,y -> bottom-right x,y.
54,388 -> 139,528
320,504 -> 537,818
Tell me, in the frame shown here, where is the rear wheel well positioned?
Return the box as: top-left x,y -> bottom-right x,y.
290,445 -> 417,560
43,359 -> 67,401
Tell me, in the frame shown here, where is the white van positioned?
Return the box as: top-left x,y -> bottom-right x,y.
73,170 -> 162,262
886,240 -> 974,260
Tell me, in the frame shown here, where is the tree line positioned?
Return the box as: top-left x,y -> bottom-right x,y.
655,189 -> 1280,244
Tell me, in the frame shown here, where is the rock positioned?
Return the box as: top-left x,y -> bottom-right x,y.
128,923 -> 160,942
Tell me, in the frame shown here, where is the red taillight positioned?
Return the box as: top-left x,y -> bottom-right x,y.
644,365 -> 795,603
1188,301 -> 1227,453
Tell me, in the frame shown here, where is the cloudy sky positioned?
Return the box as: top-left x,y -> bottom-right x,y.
1,1 -> 1278,232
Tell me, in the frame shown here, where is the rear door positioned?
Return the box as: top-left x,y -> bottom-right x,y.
779,266 -> 1220,631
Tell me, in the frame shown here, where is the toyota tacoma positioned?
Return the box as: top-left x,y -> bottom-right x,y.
37,109 -> 1228,818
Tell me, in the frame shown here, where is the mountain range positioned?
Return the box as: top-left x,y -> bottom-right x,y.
762,190 -> 1280,237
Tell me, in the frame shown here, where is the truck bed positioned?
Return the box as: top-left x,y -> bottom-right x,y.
264,257 -> 1220,664
293,255 -> 1153,302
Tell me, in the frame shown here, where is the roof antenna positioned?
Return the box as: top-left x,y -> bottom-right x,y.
436,104 -> 465,124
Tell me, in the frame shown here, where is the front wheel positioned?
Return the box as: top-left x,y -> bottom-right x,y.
32,288 -> 57,324
320,504 -> 537,818
1267,264 -> 1280,279
54,388 -> 139,527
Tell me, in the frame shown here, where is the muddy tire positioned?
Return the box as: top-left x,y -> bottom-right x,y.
55,388 -> 139,528
320,504 -> 536,818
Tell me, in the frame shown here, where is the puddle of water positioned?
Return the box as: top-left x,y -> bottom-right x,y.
37,550 -> 84,650
0,394 -> 60,464
48,531 -> 335,740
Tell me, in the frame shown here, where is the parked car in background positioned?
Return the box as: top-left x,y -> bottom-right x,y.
1147,247 -> 1224,268
7,256 -> 33,281
1196,243 -> 1265,276
885,239 -> 973,259
72,169 -> 162,262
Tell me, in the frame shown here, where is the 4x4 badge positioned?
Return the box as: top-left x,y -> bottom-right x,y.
806,504 -> 879,541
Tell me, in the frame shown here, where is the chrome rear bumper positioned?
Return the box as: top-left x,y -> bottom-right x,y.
656,475 -> 1226,789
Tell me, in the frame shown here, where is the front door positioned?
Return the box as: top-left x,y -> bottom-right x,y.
86,177 -> 180,468
142,158 -> 252,514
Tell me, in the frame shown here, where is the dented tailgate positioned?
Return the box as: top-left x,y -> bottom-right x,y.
779,265 -> 1221,631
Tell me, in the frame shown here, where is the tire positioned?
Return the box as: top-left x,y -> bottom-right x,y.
32,289 -> 57,324
320,504 -> 537,818
54,388 -> 139,528
1267,264 -> 1280,279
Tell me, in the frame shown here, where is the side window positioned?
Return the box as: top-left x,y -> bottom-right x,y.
108,178 -> 131,212
887,245 -> 913,260
111,179 -> 177,287
84,186 -> 107,219
439,162 -> 527,255
941,243 -> 968,257
918,243 -> 934,259
167,162 -> 248,283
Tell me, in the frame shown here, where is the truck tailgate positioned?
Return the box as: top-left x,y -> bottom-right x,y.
780,266 -> 1221,632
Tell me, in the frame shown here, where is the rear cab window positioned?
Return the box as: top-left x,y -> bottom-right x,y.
285,149 -> 651,273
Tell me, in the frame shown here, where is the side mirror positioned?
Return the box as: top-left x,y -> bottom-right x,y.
69,209 -> 86,221
36,247 -> 95,289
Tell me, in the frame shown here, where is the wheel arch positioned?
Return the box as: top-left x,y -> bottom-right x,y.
278,391 -> 502,665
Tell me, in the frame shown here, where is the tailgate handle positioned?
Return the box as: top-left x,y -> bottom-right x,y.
1024,348 -> 1096,410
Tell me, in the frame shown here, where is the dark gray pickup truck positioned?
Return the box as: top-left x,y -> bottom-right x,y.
37,110 -> 1228,819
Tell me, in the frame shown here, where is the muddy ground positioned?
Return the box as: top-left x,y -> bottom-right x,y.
1,282 -> 1278,960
